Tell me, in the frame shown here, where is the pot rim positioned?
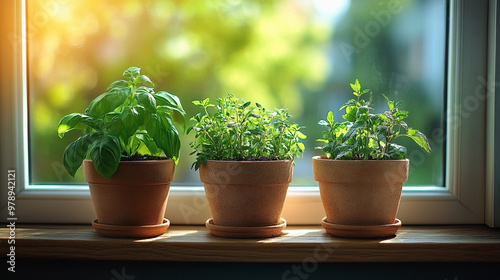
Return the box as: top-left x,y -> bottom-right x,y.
203,159 -> 293,164
83,158 -> 174,164
312,155 -> 409,163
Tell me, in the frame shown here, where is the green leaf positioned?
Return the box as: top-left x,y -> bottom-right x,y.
327,111 -> 334,126
155,91 -> 186,128
159,112 -> 174,129
121,107 -> 141,138
133,105 -> 145,125
240,101 -> 251,109
333,145 -> 353,160
395,100 -> 403,109
297,131 -> 307,139
136,132 -> 160,156
146,113 -> 161,139
157,105 -> 185,128
85,88 -> 130,118
155,126 -> 181,163
407,129 -> 431,153
123,67 -> 141,80
343,121 -> 365,142
89,134 -> 122,178
393,110 -> 409,121
106,116 -> 126,140
340,99 -> 357,110
296,142 -> 305,150
155,91 -> 186,114
125,134 -> 141,156
106,80 -> 129,91
249,129 -> 265,135
382,94 -> 394,110
342,106 -> 357,122
377,113 -> 390,123
186,125 -> 195,135
136,92 -> 157,113
350,79 -> 361,93
57,113 -> 92,138
135,86 -> 155,95
134,75 -> 154,87
356,106 -> 370,118
387,143 -> 407,159
62,133 -> 98,177
399,120 -> 409,130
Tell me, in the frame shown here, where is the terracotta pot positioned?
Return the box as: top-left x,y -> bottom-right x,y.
83,159 -> 174,227
199,160 -> 293,228
312,156 -> 409,227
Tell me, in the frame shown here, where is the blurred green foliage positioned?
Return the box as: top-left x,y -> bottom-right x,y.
28,0 -> 444,186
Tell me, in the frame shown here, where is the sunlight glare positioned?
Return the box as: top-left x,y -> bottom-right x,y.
312,0 -> 350,19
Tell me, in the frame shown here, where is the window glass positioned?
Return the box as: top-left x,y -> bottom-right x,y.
28,0 -> 445,186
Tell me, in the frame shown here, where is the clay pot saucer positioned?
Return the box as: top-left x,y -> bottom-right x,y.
92,218 -> 170,238
206,217 -> 287,238
321,217 -> 401,239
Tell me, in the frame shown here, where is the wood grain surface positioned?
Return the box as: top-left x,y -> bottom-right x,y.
1,225 -> 499,262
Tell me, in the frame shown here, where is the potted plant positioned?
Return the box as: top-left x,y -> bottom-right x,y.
189,94 -> 306,238
57,66 -> 185,238
313,79 -> 431,238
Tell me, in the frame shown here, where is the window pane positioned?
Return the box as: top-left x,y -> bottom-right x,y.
28,0 -> 445,187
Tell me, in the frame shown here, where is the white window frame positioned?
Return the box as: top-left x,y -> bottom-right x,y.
0,0 -> 496,225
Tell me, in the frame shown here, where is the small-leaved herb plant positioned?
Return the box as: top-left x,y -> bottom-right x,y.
57,66 -> 185,178
188,94 -> 306,170
317,79 -> 431,160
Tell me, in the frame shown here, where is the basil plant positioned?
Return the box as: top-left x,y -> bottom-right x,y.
57,67 -> 185,178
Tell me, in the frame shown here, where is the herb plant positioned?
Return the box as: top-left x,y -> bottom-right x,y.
317,79 -> 431,160
57,66 -> 185,178
188,94 -> 306,170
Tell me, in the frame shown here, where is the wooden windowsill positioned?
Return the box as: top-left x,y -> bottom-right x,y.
1,225 -> 500,262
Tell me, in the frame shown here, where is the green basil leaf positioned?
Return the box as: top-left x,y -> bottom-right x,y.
155,126 -> 181,163
158,111 -> 174,129
132,105 -> 145,126
89,134 -> 122,178
106,80 -> 130,91
146,113 -> 161,139
157,105 -> 185,129
135,86 -> 155,95
106,116 -> 126,140
125,134 -> 141,155
62,133 -> 98,177
136,132 -> 160,156
123,67 -> 141,80
121,107 -> 141,139
155,91 -> 186,115
134,75 -> 154,87
85,87 -> 130,118
136,92 -> 157,113
57,113 -> 92,138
